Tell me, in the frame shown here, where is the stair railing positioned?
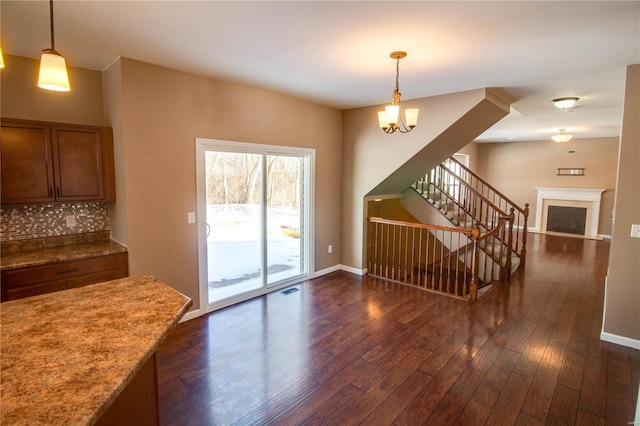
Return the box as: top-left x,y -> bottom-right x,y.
367,215 -> 510,302
444,156 -> 529,267
415,159 -> 527,269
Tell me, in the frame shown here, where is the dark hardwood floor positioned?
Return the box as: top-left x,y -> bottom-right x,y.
156,233 -> 639,425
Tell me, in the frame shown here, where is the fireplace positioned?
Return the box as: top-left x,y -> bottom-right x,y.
534,187 -> 605,239
546,206 -> 587,235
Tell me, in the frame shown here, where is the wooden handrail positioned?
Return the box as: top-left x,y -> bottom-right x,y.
418,157 -> 528,269
447,156 -> 528,215
431,164 -> 508,216
369,216 -> 475,235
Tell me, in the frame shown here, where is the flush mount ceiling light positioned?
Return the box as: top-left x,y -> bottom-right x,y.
552,97 -> 579,111
37,0 -> 70,92
552,129 -> 573,143
378,51 -> 419,134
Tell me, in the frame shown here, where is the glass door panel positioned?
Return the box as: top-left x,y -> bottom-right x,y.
196,138 -> 314,313
266,155 -> 304,286
206,151 -> 263,304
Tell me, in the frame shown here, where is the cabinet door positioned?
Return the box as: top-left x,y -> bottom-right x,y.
52,126 -> 105,201
0,121 -> 55,204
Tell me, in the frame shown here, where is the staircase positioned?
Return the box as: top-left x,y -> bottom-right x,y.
366,156 -> 528,302
412,156 -> 529,282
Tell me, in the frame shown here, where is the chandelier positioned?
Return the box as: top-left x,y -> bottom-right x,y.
378,51 -> 419,134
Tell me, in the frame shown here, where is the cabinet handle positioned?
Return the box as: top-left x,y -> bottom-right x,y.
55,268 -> 79,275
56,186 -> 61,197
48,186 -> 53,198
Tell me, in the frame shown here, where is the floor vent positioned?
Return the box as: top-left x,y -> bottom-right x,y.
281,288 -> 299,295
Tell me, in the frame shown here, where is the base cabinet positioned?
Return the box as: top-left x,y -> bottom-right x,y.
96,353 -> 159,426
1,252 -> 128,302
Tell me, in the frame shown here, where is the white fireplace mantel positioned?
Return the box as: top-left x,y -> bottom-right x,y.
534,187 -> 605,239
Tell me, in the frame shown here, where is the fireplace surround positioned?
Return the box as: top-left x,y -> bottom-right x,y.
534,187 -> 605,239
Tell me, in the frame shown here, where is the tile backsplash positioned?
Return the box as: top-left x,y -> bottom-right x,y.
1,202 -> 110,241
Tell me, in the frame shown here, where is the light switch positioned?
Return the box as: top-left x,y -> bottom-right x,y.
631,224 -> 640,239
187,212 -> 196,224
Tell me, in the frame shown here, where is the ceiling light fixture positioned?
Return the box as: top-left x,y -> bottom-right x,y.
37,0 -> 70,92
551,129 -> 573,143
552,97 -> 579,111
378,51 -> 419,134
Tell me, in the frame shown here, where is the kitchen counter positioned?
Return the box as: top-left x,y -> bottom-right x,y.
1,232 -> 128,272
0,275 -> 192,425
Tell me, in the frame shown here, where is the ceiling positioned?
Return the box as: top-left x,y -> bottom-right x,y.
2,1 -> 639,142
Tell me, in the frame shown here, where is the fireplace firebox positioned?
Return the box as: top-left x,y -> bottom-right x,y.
546,206 -> 587,235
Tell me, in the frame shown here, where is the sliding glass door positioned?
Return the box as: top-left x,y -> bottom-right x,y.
196,139 -> 314,312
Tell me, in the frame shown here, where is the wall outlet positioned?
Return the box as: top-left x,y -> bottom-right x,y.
631,224 -> 640,239
328,245 -> 333,254
187,212 -> 196,224
65,215 -> 76,227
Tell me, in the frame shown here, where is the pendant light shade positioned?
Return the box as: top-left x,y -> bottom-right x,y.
38,0 -> 70,92
38,50 -> 70,91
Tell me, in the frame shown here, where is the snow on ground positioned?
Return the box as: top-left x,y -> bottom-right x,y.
206,205 -> 302,302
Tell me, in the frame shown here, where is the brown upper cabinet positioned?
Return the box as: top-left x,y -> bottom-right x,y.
0,119 -> 116,204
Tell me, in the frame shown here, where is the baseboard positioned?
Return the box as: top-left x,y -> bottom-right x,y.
313,265 -> 341,277
339,264 -> 367,275
180,308 -> 202,323
600,331 -> 640,350
315,264 -> 368,277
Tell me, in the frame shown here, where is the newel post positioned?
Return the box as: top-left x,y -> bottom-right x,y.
470,225 -> 481,302
521,203 -> 530,269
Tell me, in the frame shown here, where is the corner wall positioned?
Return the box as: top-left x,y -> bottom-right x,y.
602,64 -> 640,347
104,58 -> 343,309
341,88 -> 510,271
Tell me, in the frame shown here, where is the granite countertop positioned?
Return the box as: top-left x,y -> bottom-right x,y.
0,275 -> 192,425
1,232 -> 128,271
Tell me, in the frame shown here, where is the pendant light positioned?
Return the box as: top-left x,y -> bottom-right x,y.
551,129 -> 573,143
378,51 -> 419,134
38,0 -> 70,92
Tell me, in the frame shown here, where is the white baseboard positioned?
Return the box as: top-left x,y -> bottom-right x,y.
315,264 -> 367,277
600,331 -> 640,350
313,264 -> 341,277
339,264 -> 367,275
180,308 -> 202,323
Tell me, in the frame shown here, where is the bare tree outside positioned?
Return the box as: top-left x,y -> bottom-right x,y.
204,150 -> 304,304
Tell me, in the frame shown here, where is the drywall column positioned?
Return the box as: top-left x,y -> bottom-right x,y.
602,64 -> 640,347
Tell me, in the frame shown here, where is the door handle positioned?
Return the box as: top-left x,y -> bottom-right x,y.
205,223 -> 211,237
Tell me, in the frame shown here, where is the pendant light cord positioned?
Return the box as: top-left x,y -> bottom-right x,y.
49,0 -> 56,51
394,56 -> 400,94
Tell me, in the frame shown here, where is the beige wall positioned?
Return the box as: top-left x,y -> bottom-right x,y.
474,137 -> 618,236
341,88 -> 510,270
103,58 -> 343,309
0,54 -> 104,125
603,64 -> 640,343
